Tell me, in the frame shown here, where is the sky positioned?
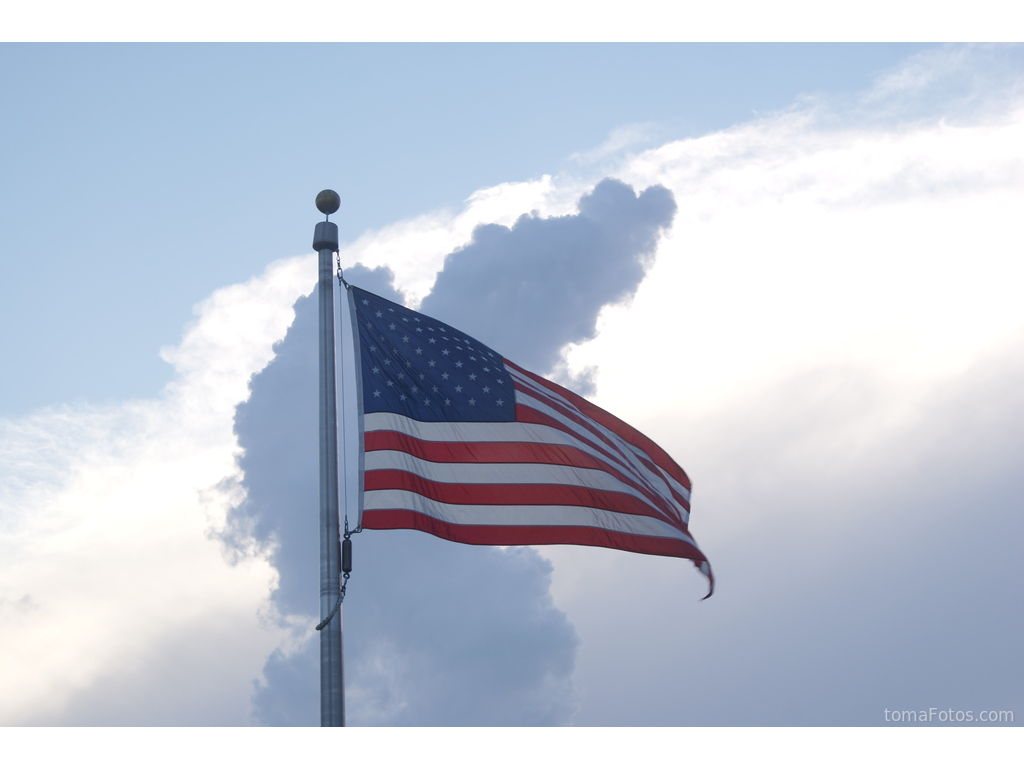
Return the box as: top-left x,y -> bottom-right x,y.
2,41 -> 1023,739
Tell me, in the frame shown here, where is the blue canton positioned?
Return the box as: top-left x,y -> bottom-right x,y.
351,286 -> 516,423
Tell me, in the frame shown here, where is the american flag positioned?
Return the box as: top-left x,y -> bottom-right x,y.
347,284 -> 713,597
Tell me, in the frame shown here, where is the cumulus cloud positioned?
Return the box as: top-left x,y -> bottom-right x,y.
420,178 -> 676,386
338,176 -> 585,307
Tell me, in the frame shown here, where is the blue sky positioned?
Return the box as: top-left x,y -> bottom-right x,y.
0,43 -> 934,416
2,42 -> 1023,739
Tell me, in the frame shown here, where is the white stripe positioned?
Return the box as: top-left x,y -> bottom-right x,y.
366,449 -> 673,521
510,369 -> 692,509
365,409 -> 573,445
363,489 -> 695,545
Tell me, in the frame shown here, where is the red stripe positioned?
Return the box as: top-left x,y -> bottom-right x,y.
364,428 -> 687,521
361,508 -> 708,561
506,359 -> 692,491
366,429 -> 606,467
365,468 -> 679,524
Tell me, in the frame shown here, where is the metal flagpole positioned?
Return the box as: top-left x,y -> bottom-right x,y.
313,189 -> 344,726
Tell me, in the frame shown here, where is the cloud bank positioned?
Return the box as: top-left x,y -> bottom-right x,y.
0,257 -> 312,724
538,45 -> 1024,725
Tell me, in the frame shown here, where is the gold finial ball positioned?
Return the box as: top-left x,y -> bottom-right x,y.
316,189 -> 341,215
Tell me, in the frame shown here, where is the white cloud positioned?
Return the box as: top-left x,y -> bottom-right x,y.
0,256 -> 312,724
569,77 -> 1024,424
339,175 -> 584,306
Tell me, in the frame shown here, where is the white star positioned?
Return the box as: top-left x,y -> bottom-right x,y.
455,361 -> 463,368
444,398 -> 451,406
362,299 -> 369,305
428,360 -> 436,367
428,337 -> 436,344
375,311 -> 383,318
371,366 -> 380,374
441,372 -> 449,380
496,398 -> 504,406
397,372 -> 405,380
383,359 -> 391,366
423,398 -> 430,406
442,349 -> 450,356
389,323 -> 397,331
468,373 -> 477,381
373,389 -> 381,397
432,385 -> 439,393
399,393 -> 407,401
482,385 -> 490,393
402,335 -> 410,343
387,380 -> 394,387
496,378 -> 504,385
411,385 -> 418,394
468,398 -> 476,406
454,385 -> 463,393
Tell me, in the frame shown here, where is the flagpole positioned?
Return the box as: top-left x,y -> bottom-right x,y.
314,189 -> 344,727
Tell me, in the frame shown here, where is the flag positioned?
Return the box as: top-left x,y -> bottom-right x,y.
345,284 -> 713,598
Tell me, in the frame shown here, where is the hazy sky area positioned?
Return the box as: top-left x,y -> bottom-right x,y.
2,43 -> 1023,736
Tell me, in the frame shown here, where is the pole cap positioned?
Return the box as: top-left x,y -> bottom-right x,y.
316,189 -> 341,216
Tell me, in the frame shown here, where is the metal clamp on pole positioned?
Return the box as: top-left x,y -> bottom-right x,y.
342,529 -> 353,576
317,530 -> 352,632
